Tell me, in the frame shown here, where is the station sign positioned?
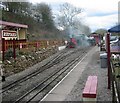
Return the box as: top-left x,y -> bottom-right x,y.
2,30 -> 17,38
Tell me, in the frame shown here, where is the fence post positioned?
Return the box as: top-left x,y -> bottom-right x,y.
20,43 -> 22,49
36,42 -> 39,50
13,39 -> 16,60
2,37 -> 4,56
13,39 -> 16,68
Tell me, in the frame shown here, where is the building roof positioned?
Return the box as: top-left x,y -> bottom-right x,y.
91,32 -> 97,34
108,25 -> 120,33
0,20 -> 28,28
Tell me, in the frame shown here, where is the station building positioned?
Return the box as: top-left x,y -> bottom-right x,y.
0,20 -> 28,51
90,32 -> 100,45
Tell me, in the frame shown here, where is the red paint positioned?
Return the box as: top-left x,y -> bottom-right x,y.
70,38 -> 77,45
83,76 -> 97,98
4,39 -> 26,51
106,33 -> 111,89
0,20 -> 28,28
0,31 -> 2,51
2,38 -> 5,62
90,33 -> 100,45
13,39 -> 16,60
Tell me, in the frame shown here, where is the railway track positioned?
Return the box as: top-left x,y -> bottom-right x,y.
2,47 -> 91,102
1,50 -> 66,93
1,48 -> 86,93
14,49 -> 87,103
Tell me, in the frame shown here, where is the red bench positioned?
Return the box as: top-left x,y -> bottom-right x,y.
82,76 -> 98,102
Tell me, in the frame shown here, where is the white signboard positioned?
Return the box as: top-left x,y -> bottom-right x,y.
2,30 -> 17,38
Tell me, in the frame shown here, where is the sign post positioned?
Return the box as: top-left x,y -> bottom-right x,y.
1,30 -> 17,81
1,38 -> 5,81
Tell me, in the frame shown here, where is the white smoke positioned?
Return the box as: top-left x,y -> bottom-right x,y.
67,26 -> 90,47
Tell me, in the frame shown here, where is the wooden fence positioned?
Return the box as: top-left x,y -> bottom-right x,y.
3,39 -> 65,51
110,59 -> 120,103
1,39 -> 65,61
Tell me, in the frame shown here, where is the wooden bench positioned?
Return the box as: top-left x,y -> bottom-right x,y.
82,76 -> 98,102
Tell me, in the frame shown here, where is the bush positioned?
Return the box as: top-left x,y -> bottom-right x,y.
4,48 -> 20,60
4,48 -> 13,60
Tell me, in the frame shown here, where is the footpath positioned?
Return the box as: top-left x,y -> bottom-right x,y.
42,46 -> 112,101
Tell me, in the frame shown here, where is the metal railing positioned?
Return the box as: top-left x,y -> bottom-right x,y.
110,59 -> 120,103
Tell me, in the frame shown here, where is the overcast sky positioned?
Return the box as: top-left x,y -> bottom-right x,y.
29,0 -> 119,32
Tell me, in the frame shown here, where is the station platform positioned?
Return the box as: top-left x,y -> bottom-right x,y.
41,46 -> 112,101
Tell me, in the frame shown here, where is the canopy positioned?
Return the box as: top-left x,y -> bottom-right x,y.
0,20 -> 28,28
108,25 -> 120,33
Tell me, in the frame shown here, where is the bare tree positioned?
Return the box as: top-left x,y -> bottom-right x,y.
73,19 -> 91,35
56,3 -> 91,36
57,2 -> 82,29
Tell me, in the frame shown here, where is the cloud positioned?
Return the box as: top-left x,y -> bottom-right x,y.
29,0 -> 65,4
69,0 -> 119,14
30,0 -> 119,13
84,14 -> 118,32
29,0 -> 119,15
29,0 -> 119,32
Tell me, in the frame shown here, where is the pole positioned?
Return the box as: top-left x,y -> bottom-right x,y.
2,38 -> 5,62
107,33 -> 111,89
1,38 -> 5,81
13,39 -> 16,60
13,39 -> 16,68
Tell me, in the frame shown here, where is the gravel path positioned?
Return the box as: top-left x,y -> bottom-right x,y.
2,47 -> 90,102
65,46 -> 112,101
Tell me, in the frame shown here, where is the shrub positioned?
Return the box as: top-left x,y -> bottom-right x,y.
4,48 -> 20,60
4,48 -> 13,60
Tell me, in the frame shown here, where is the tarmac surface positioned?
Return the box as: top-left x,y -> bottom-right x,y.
42,46 -> 112,101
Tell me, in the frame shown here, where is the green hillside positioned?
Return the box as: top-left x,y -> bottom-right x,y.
1,2 -> 68,41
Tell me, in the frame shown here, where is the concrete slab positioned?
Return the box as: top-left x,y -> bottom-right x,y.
58,46 -> 66,51
42,47 -> 97,101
